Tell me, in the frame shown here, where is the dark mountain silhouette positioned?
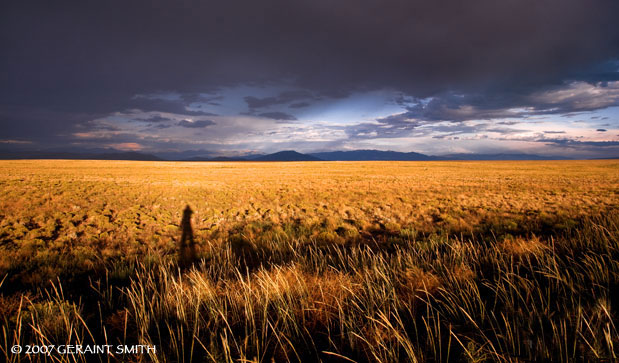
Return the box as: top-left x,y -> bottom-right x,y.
155,149 -> 265,160
253,150 -> 323,161
183,156 -> 248,161
310,149 -> 442,161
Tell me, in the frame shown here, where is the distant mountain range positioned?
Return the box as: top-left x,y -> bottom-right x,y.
309,150 -> 439,161
0,148 -> 579,161
182,156 -> 249,162
253,150 -> 322,161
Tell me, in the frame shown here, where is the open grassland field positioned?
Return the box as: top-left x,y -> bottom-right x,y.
1,160 -> 618,362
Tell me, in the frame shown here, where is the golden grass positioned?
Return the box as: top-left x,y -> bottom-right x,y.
499,235 -> 548,257
0,160 -> 617,362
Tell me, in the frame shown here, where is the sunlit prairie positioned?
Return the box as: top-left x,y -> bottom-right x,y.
0,160 -> 618,362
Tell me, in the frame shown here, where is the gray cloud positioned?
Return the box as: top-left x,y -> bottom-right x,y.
244,91 -> 316,110
177,119 -> 215,128
128,97 -> 218,117
395,81 -> 619,123
346,114 -> 534,139
180,93 -> 224,105
82,121 -> 122,132
542,138 -> 619,150
133,115 -> 173,123
345,120 -> 420,139
289,102 -> 311,108
257,112 -> 298,121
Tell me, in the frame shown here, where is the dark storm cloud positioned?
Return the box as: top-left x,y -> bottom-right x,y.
541,139 -> 619,154
257,112 -> 298,121
177,119 -> 215,128
489,134 -> 619,153
244,91 -> 316,110
243,97 -> 272,110
0,106 -> 106,142
393,80 -> 619,123
289,102 -> 311,109
346,115 -> 532,139
345,118 -> 422,139
90,124 -> 121,132
128,98 -> 218,116
72,132 -> 143,143
133,115 -> 173,123
180,93 -> 224,105
2,0 -> 619,146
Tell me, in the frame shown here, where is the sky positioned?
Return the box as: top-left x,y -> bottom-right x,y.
1,0 -> 619,158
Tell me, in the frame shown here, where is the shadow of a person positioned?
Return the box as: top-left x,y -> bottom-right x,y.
179,205 -> 197,269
